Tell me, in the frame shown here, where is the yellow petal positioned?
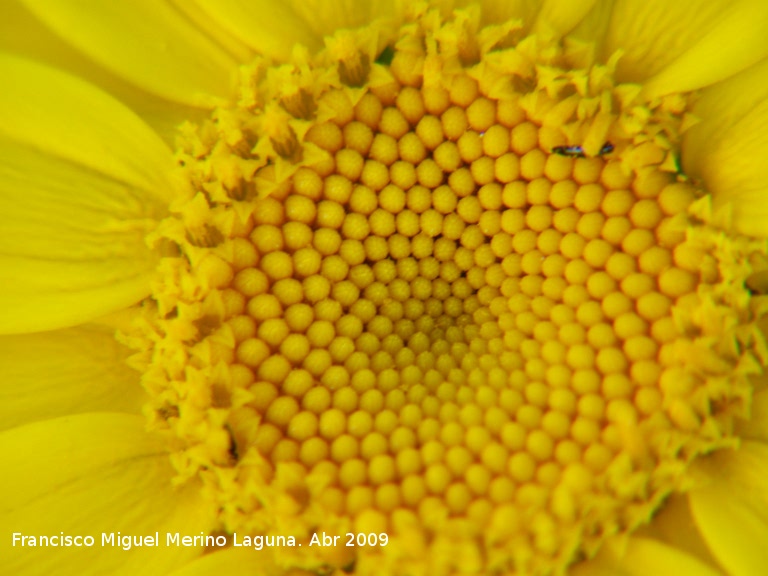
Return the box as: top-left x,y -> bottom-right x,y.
195,0 -> 398,60
165,548 -> 269,576
19,0 -> 238,107
569,555 -> 622,576
689,441 -> 768,576
571,536 -> 723,576
602,0 -> 768,98
0,2 -> 208,145
0,413 -> 216,576
681,58 -> 768,237
532,0 -> 599,39
635,494 -> 721,569
287,0 -> 400,39
569,0 -> 616,50
0,325 -> 145,432
0,54 -> 178,334
477,0 -> 541,27
192,0 -> 323,59
0,52 -> 177,199
0,141 -> 157,334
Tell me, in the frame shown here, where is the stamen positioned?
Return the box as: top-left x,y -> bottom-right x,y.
281,88 -> 317,120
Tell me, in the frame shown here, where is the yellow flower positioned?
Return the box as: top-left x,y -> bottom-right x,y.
4,1 -> 768,575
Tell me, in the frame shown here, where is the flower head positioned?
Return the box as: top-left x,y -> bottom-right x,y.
4,1 -> 768,575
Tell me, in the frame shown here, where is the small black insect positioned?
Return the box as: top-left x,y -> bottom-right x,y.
552,142 -> 614,158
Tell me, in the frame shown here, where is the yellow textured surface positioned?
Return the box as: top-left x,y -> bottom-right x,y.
126,4 -> 768,576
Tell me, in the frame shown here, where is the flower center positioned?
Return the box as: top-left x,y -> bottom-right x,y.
129,5 -> 767,575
